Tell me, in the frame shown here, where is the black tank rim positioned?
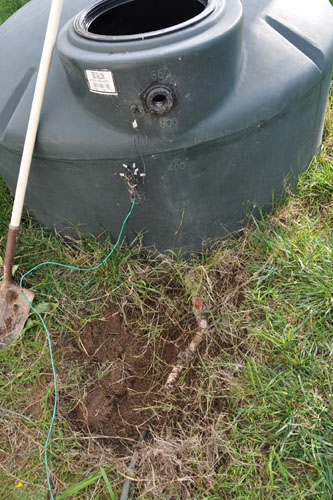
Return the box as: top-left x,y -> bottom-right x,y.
74,0 -> 218,42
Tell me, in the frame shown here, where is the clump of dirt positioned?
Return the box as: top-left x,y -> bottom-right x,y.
0,318 -> 12,338
68,309 -> 182,447
5,317 -> 12,328
0,290 -> 19,337
6,289 -> 17,303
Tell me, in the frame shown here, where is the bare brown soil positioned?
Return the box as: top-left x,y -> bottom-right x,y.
68,309 -> 183,448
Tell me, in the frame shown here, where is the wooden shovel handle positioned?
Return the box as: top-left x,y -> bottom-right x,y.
3,226 -> 19,285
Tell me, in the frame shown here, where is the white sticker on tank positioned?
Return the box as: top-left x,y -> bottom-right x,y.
85,70 -> 117,95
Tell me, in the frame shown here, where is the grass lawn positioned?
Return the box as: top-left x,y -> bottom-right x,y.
0,2 -> 332,499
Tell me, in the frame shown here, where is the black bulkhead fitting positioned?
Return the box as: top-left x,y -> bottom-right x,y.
141,83 -> 177,115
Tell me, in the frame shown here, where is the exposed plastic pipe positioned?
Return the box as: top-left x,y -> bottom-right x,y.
120,431 -> 147,500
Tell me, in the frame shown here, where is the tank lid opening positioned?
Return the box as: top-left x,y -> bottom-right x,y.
75,0 -> 216,41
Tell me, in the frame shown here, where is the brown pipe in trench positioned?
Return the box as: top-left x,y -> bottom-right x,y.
165,296 -> 207,388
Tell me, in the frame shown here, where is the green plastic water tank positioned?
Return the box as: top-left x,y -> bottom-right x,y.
0,0 -> 332,252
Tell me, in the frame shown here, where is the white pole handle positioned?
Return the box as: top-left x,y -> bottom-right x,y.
10,0 -> 64,228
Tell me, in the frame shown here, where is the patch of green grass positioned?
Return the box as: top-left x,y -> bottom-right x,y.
0,0 -> 28,24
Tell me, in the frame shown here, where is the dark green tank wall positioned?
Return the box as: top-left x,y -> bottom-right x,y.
0,0 -> 332,252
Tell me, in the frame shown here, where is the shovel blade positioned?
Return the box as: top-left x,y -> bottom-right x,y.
0,283 -> 34,348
